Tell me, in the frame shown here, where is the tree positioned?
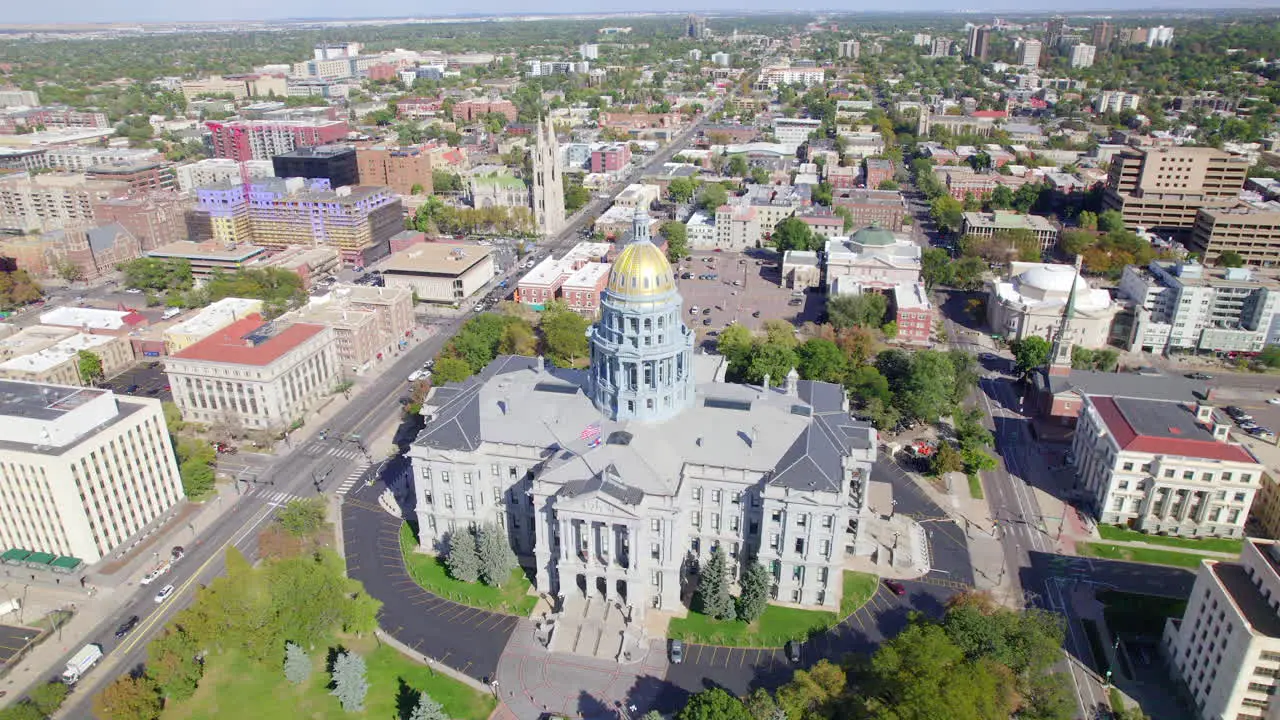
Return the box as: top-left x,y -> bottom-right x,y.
1097,209 -> 1126,233
930,195 -> 964,234
1011,336 -> 1052,377
952,256 -> 987,291
795,338 -> 847,383
811,181 -> 833,206
409,183 -> 425,195
878,179 -> 900,190
444,528 -> 480,583
882,321 -> 898,339
668,176 -> 697,203
1059,229 -> 1095,256
745,343 -> 797,387
276,497 -> 327,537
777,661 -> 845,720
330,650 -> 369,712
93,675 -> 162,720
1258,345 -> 1280,369
661,221 -> 689,261
737,561 -> 771,622
921,247 -> 954,289
147,626 -> 202,702
55,260 -> 85,284
717,323 -> 755,365
77,350 -> 104,386
540,304 -> 590,367
1071,347 -> 1119,372
728,154 -> 750,177
678,688 -> 752,720
846,365 -> 891,406
987,184 -> 1015,211
931,443 -> 965,475
178,456 -> 215,499
771,217 -> 814,252
699,183 -> 728,212
826,293 -> 887,329
742,688 -> 781,720
1077,210 -> 1098,230
897,350 -> 957,422
432,356 -> 471,384
695,545 -> 736,620
0,269 -> 42,310
284,641 -> 311,685
410,692 -> 449,720
1218,250 -> 1245,268
761,319 -> 798,349
0,700 -> 44,720
28,681 -> 69,716
499,321 -> 538,356
477,522 -> 516,587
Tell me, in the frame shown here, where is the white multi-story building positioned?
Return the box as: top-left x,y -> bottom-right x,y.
1073,394 -> 1262,538
1164,539 -> 1280,720
165,312 -> 339,432
1094,90 -> 1142,114
409,233 -> 875,620
912,33 -> 932,46
772,118 -> 823,151
987,262 -> 1119,348
711,52 -> 731,67
42,146 -> 161,173
579,44 -> 599,60
175,158 -> 275,192
1147,26 -> 1175,47
685,210 -> 716,249
0,89 -> 39,107
824,226 -> 921,296
0,381 -> 185,563
1019,38 -> 1043,68
838,40 -> 860,60
711,183 -> 808,249
1069,43 -> 1097,68
755,66 -> 825,90
1118,261 -> 1280,355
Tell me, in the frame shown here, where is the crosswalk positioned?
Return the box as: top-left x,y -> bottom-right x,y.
301,441 -> 368,461
334,462 -> 372,497
242,487 -> 306,505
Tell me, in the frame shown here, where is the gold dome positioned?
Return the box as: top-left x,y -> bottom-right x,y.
606,240 -> 675,299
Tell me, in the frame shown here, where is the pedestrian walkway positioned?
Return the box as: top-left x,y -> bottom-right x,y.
240,488 -> 308,506
300,439 -> 371,462
334,462 -> 373,497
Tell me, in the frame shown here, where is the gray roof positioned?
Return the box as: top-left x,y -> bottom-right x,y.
1035,369 -> 1206,404
415,355 -> 874,497
86,223 -> 131,253
1113,396 -> 1215,442
1213,563 -> 1280,638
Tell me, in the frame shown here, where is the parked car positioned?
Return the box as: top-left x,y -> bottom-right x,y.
669,639 -> 684,664
154,584 -> 176,604
171,546 -> 185,561
884,579 -> 907,596
1186,372 -> 1214,380
1268,398 -> 1280,406
752,310 -> 761,318
114,615 -> 140,639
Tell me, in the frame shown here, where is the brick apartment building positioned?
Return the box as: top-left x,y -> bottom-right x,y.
452,99 -> 518,124
355,145 -> 434,195
206,120 -> 351,162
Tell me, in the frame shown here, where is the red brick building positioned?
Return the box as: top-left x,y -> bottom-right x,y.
452,99 -> 518,124
891,283 -> 932,345
863,158 -> 894,189
92,192 -> 187,252
395,97 -> 442,119
86,161 -> 177,194
591,144 -> 632,173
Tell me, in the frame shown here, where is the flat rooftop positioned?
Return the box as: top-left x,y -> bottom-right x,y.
173,313 -> 326,366
1039,369 -> 1207,404
40,306 -> 142,332
962,211 -> 1057,232
165,298 -> 263,338
1213,562 -> 1280,638
149,241 -> 267,263
0,380 -> 106,422
563,262 -> 611,288
0,333 -> 115,373
382,243 -> 492,277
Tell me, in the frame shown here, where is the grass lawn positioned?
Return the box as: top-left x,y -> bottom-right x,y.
162,635 -> 495,720
1097,590 -> 1187,638
967,473 -> 984,500
399,522 -> 537,615
840,571 -> 879,617
1076,541 -> 1212,569
1096,524 -> 1242,555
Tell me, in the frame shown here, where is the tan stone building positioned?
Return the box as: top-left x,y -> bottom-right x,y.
1189,204 -> 1280,267
355,145 -> 434,195
1102,146 -> 1248,233
281,284 -> 414,374
0,330 -> 133,386
382,244 -> 495,304
0,173 -> 128,233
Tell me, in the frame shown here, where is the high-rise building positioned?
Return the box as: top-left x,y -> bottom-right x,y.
930,38 -> 952,58
578,43 -> 599,60
175,158 -> 275,192
838,40 -> 860,60
966,25 -> 992,61
206,120 -> 351,162
1147,25 -> 1174,47
1045,16 -> 1066,52
912,33 -> 932,46
1069,43 -> 1097,69
1092,21 -> 1114,50
1019,38 -> 1042,68
0,382 -> 184,564
92,192 -> 187,252
1189,205 -> 1280,267
1164,540 -> 1280,720
686,14 -> 707,39
711,51 -> 731,67
1094,90 -> 1142,114
531,117 -> 565,238
1103,146 -> 1248,233
0,173 -> 127,233
271,145 -> 359,188
355,145 -> 434,196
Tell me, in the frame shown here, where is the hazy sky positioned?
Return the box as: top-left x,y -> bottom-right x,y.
10,0 -> 1280,24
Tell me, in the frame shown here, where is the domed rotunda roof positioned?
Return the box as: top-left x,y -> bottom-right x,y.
605,238 -> 675,299
1015,264 -> 1088,296
849,225 -> 897,247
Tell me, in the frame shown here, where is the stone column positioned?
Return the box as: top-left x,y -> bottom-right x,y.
560,518 -> 571,561
1179,491 -> 1198,522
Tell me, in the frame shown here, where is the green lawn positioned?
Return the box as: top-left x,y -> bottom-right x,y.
967,473 -> 985,500
1097,590 -> 1187,638
162,636 -> 495,720
398,522 -> 537,615
1076,541 -> 1213,569
840,571 -> 879,617
1096,524 -> 1243,555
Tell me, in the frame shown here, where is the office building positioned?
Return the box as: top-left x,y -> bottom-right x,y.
961,211 -> 1060,251
147,240 -> 267,280
40,307 -> 147,337
1070,43 -> 1096,69
408,230 -> 876,620
381,243 -> 496,304
175,158 -> 275,192
165,313 -> 339,431
1188,204 -> 1280,267
755,66 -> 824,90
832,189 -> 907,231
1164,539 -> 1280,720
612,184 -> 660,210
772,118 -> 822,151
1045,16 -> 1066,50
967,25 -> 992,61
272,145 -> 359,188
838,40 -> 860,60
711,52 -> 731,67
41,146 -> 160,173
258,246 -> 341,289
452,100 -> 519,124
355,145 -> 433,196
591,144 -> 633,174
987,262 -> 1119,347
0,108 -> 109,135
1092,21 -> 1113,49
1019,39 -> 1042,68
281,284 -> 414,374
913,34 -> 932,47
686,14 -> 707,39
0,173 -> 127,233
713,184 -> 809,249
206,120 -> 351,162
579,44 -> 600,60
84,161 -> 176,195
1094,90 -> 1142,114
1074,394 -> 1261,538
1118,261 -> 1280,355
0,330 -> 133,386
516,240 -> 613,315
1102,146 -> 1249,233
163,298 -> 265,354
930,38 -> 952,58
0,382 -> 184,564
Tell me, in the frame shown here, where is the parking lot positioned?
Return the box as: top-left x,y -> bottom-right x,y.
674,250 -> 824,342
103,362 -> 172,402
0,623 -> 41,665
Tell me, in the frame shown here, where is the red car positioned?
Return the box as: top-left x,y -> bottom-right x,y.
884,579 -> 907,596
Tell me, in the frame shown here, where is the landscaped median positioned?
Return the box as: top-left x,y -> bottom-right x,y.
1075,541 -> 1216,569
398,522 -> 538,615
668,571 -> 879,647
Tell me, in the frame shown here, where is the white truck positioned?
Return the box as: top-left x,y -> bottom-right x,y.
62,643 -> 104,685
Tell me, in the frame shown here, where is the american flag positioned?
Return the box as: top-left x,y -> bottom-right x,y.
580,422 -> 602,441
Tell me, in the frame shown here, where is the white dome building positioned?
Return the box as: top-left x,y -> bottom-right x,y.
987,262 -> 1119,348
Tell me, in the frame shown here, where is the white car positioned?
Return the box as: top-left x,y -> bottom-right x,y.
689,306 -> 699,314
139,570 -> 159,586
1268,398 -> 1280,405
124,288 -> 143,295
154,584 -> 175,604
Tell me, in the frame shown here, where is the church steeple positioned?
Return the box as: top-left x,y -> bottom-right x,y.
1048,256 -> 1083,376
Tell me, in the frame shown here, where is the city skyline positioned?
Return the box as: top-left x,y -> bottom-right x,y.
5,1 -> 1280,26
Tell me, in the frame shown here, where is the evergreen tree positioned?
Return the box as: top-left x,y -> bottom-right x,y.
330,650 -> 369,712
696,546 -> 737,620
283,641 -> 311,685
410,692 -> 449,720
476,523 -> 517,587
737,561 -> 772,623
444,529 -> 480,583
